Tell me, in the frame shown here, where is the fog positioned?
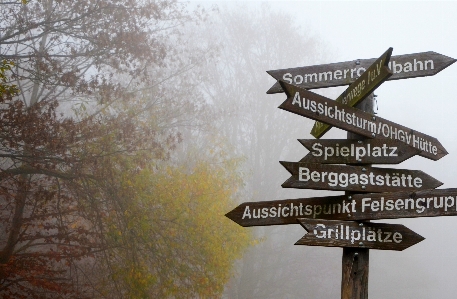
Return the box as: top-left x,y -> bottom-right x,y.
191,1 -> 457,298
2,0 -> 456,297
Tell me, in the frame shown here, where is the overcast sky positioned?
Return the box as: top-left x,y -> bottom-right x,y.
192,1 -> 457,298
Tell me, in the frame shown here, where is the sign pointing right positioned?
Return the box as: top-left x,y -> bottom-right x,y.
280,161 -> 443,193
278,82 -> 448,161
296,219 -> 424,251
225,188 -> 457,227
311,48 -> 393,138
267,51 -> 456,93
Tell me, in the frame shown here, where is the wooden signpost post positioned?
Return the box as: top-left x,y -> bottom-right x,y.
225,48 -> 456,299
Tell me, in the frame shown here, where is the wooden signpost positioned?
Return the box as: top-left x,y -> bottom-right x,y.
267,51 -> 456,93
298,139 -> 421,164
225,48 -> 456,299
295,219 -> 424,251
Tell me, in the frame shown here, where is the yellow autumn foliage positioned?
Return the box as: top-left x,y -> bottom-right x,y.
103,156 -> 251,298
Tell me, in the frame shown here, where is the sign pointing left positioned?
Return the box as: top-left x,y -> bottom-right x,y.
295,219 -> 424,251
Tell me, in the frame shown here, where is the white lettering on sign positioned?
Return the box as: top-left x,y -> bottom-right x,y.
241,200 -> 357,220
239,195 -> 457,221
311,142 -> 397,161
376,124 -> 438,155
388,59 -> 434,74
313,224 -> 403,244
282,59 -> 435,85
290,91 -> 439,157
361,195 -> 457,213
298,167 -> 422,188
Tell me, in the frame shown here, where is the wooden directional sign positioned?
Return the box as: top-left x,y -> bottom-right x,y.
295,219 -> 424,251
280,161 -> 442,193
298,139 -> 421,164
311,48 -> 393,138
267,51 -> 456,94
278,81 -> 448,161
225,188 -> 457,227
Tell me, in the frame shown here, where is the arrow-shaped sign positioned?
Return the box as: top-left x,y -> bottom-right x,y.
311,48 -> 393,138
278,81 -> 448,161
280,161 -> 442,193
225,188 -> 457,227
295,219 -> 424,251
298,139 -> 421,164
267,51 -> 456,93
